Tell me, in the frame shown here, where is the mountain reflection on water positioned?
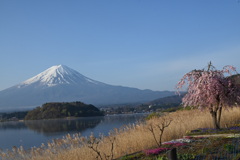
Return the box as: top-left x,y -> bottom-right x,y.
0,121 -> 27,130
0,114 -> 146,150
0,117 -> 103,136
24,117 -> 103,136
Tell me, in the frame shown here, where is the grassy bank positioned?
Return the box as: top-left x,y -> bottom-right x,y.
1,107 -> 240,160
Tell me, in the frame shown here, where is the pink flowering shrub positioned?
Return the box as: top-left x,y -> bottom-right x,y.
174,143 -> 187,147
143,148 -> 170,156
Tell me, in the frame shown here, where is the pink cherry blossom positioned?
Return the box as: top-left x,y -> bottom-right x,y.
176,62 -> 240,129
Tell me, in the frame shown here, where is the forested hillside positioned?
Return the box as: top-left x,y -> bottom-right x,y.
24,102 -> 103,120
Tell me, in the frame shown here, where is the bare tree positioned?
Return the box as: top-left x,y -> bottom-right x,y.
148,117 -> 172,147
87,134 -> 116,160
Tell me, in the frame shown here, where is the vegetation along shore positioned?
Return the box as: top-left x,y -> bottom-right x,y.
1,107 -> 240,160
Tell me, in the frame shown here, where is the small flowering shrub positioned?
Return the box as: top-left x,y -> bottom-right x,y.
143,148 -> 170,156
174,143 -> 187,147
163,138 -> 192,144
188,128 -> 219,135
188,126 -> 240,136
228,126 -> 240,132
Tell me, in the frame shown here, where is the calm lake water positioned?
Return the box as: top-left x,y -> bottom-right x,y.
0,114 -> 147,150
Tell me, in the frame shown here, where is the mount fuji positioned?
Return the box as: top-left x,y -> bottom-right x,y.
0,65 -> 175,110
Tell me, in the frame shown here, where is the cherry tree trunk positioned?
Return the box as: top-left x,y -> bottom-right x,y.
210,110 -> 220,129
217,107 -> 222,128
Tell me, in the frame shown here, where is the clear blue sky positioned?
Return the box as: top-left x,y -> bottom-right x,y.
1,0 -> 240,91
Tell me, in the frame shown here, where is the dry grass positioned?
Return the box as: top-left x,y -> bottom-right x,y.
1,107 -> 240,160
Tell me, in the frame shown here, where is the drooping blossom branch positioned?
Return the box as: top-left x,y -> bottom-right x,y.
176,62 -> 240,129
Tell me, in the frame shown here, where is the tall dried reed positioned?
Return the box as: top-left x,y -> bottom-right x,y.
1,107 -> 240,160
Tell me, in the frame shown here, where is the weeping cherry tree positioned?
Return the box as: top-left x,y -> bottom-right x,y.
177,62 -> 240,129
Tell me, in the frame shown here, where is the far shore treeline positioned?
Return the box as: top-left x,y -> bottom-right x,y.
0,102 -> 104,121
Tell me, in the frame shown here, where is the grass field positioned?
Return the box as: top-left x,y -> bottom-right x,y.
1,107 -> 240,160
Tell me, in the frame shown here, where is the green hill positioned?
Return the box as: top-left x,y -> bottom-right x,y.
24,102 -> 103,120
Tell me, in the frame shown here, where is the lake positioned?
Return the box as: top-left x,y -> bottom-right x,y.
0,114 -> 147,150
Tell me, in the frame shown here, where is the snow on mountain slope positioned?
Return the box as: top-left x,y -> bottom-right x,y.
17,65 -> 103,88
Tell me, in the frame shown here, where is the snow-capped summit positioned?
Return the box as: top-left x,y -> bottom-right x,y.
18,65 -> 102,88
0,65 -> 175,110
